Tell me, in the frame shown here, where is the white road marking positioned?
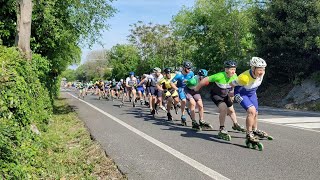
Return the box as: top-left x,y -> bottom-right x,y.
259,117 -> 320,124
237,116 -> 320,133
287,123 -> 320,129
68,93 -> 230,180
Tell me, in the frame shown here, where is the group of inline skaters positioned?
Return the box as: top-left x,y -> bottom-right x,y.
76,57 -> 272,151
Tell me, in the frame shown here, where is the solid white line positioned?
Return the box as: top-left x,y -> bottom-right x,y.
286,123 -> 320,129
259,117 -> 320,124
237,116 -> 320,133
67,93 -> 229,180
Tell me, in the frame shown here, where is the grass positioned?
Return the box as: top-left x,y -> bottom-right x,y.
33,98 -> 127,179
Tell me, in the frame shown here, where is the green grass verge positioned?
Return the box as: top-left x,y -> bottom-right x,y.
33,98 -> 127,179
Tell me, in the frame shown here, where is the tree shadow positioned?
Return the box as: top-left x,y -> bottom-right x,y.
53,104 -> 77,115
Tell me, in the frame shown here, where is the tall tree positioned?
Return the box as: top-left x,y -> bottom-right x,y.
128,21 -> 178,70
172,0 -> 254,72
15,0 -> 32,60
252,0 -> 320,83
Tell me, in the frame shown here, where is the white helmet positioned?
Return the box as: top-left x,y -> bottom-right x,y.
153,67 -> 161,73
120,79 -> 123,82
250,57 -> 267,68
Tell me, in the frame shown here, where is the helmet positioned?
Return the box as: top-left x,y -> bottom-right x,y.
224,60 -> 237,68
198,69 -> 208,77
153,67 -> 161,73
120,79 -> 123,82
164,67 -> 172,74
112,78 -> 115,82
136,76 -> 140,79
129,72 -> 135,76
250,57 -> 267,68
183,61 -> 192,69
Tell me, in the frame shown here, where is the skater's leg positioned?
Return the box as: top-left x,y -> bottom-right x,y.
188,98 -> 196,120
218,102 -> 228,127
246,106 -> 256,132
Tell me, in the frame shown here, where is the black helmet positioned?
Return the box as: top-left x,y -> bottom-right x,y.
198,69 -> 208,77
164,67 -> 172,74
224,60 -> 237,68
183,61 -> 192,69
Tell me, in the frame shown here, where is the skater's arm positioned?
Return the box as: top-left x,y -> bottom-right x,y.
170,74 -> 180,90
194,77 -> 209,92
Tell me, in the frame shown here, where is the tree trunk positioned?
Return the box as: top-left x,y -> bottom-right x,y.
15,0 -> 33,60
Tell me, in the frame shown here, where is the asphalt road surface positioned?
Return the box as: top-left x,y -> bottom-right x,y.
62,90 -> 320,180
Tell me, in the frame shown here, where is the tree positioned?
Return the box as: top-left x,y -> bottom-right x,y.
61,69 -> 76,82
109,44 -> 140,79
128,21 -> 179,70
172,0 -> 255,72
252,0 -> 320,84
15,0 -> 32,60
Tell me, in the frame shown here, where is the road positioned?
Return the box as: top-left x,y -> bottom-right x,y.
62,90 -> 320,180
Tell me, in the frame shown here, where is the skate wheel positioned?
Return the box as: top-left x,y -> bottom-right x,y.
226,135 -> 231,141
267,136 -> 273,140
245,140 -> 250,148
252,144 -> 257,149
257,142 -> 264,151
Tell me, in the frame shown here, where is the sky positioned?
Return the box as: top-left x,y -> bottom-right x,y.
70,0 -> 195,69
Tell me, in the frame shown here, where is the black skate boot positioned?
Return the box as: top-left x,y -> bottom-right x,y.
192,120 -> 202,131
232,123 -> 246,132
253,129 -> 273,140
199,120 -> 213,130
245,131 -> 264,151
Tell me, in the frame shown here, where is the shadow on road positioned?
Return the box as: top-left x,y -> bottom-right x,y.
121,106 -> 249,149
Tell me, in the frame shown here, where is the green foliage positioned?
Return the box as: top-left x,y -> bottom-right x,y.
172,0 -> 255,73
128,22 -> 179,70
0,46 -> 52,178
0,0 -> 117,97
311,71 -> 320,85
61,69 -> 77,82
252,0 -> 320,84
109,44 -> 141,79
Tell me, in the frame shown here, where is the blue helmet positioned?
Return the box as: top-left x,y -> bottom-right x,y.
198,69 -> 208,77
129,72 -> 135,76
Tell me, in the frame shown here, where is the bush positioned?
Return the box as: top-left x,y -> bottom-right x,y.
0,45 -> 52,178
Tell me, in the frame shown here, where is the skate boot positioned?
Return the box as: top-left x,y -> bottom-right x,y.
140,100 -> 144,105
144,101 -> 149,106
232,123 -> 246,132
253,129 -> 273,140
181,115 -> 187,126
167,113 -> 173,121
245,131 -> 264,151
159,105 -> 167,112
186,108 -> 191,118
174,105 -> 179,114
218,127 -> 231,141
192,120 -> 202,131
199,120 -> 213,130
151,109 -> 156,117
132,101 -> 136,107
176,102 -> 181,108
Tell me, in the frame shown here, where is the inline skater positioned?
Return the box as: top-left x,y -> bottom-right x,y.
185,69 -> 213,131
195,60 -> 245,141
170,61 -> 194,126
230,57 -> 272,150
157,68 -> 179,121
126,72 -> 138,107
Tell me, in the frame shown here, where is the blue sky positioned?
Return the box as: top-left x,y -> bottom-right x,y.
70,0 -> 195,69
